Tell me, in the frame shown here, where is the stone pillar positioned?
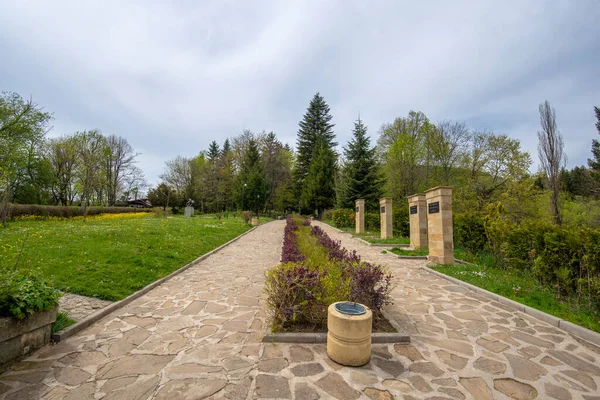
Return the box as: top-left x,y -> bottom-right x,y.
379,197 -> 393,239
424,186 -> 453,265
355,199 -> 365,234
407,193 -> 428,249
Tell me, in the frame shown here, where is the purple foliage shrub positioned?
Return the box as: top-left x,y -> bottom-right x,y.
346,262 -> 393,312
311,225 -> 360,264
264,264 -> 325,330
281,216 -> 305,263
311,225 -> 393,314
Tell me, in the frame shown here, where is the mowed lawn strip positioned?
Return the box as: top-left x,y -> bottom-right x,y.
0,215 -> 251,301
433,253 -> 600,334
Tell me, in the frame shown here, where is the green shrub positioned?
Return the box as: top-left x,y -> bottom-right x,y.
393,205 -> 409,237
365,212 -> 380,230
454,213 -> 486,253
484,203 -> 600,306
332,209 -> 354,228
323,209 -> 334,221
240,211 -> 252,223
0,269 -> 61,320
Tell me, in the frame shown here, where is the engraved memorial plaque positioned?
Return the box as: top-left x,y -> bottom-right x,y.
410,205 -> 417,215
380,206 -> 385,213
428,201 -> 439,214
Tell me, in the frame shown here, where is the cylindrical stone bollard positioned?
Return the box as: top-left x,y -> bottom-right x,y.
327,302 -> 372,366
251,217 -> 259,226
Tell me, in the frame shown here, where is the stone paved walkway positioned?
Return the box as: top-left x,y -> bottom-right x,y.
1,220 -> 599,399
59,294 -> 113,322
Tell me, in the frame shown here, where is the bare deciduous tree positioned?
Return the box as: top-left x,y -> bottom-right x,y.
430,121 -> 470,185
537,100 -> 566,225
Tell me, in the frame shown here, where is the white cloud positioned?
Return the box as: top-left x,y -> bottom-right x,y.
1,0 -> 599,185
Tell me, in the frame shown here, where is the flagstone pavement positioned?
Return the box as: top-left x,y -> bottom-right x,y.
1,220 -> 599,399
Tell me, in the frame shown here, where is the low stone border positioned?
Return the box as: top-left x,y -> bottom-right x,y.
51,224 -> 262,342
356,237 -> 410,248
396,255 -> 428,260
262,332 -> 410,344
422,266 -> 600,347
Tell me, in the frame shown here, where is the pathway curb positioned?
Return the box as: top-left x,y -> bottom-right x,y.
421,266 -> 600,346
52,224 -> 261,342
262,332 -> 410,344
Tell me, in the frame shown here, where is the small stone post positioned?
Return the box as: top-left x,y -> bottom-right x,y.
407,193 -> 428,249
379,197 -> 393,239
424,186 -> 453,265
355,199 -> 365,234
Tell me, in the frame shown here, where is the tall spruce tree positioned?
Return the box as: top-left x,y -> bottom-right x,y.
303,137 -> 336,219
295,92 -> 336,213
341,117 -> 381,209
295,94 -> 335,179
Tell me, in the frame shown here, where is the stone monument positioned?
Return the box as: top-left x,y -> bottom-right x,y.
355,199 -> 365,234
184,198 -> 195,218
407,193 -> 428,249
424,186 -> 453,265
379,197 -> 393,239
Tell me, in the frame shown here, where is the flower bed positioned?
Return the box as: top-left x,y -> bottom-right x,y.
265,216 -> 394,332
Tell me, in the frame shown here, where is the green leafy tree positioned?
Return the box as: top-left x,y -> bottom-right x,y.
0,92 -> 52,225
47,136 -> 78,205
294,92 -> 336,204
73,130 -> 106,220
303,137 -> 336,219
341,117 -> 381,209
259,131 -> 294,212
147,183 -> 176,211
378,111 -> 432,199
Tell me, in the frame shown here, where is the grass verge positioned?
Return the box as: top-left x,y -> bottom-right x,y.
0,215 -> 251,301
433,249 -> 600,334
391,247 -> 429,256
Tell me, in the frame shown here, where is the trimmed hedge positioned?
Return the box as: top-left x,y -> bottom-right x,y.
7,204 -> 151,220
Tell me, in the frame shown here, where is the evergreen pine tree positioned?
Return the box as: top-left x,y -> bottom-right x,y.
295,93 -> 336,186
294,92 -> 337,213
302,137 -> 336,219
341,117 -> 382,209
236,138 -> 267,213
207,141 -> 220,162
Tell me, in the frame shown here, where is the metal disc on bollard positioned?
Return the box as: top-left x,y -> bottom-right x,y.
327,301 -> 372,367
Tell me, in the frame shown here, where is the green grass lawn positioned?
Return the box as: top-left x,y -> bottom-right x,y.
0,215 -> 252,301
433,251 -> 600,334
390,247 -> 429,256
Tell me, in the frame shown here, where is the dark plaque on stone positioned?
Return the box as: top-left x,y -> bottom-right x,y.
428,202 -> 440,214
380,206 -> 385,213
356,206 -> 359,212
410,205 -> 417,215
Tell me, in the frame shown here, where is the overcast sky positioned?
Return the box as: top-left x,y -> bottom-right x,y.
2,1 -> 599,185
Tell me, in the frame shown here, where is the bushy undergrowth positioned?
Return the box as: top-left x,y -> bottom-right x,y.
0,269 -> 60,319
8,204 -> 151,220
266,216 -> 393,331
454,203 -> 600,309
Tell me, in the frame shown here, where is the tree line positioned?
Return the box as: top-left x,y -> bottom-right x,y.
0,91 -> 146,223
3,88 -> 600,227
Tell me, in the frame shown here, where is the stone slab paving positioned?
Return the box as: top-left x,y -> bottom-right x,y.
59,293 -> 113,322
2,220 -> 600,399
